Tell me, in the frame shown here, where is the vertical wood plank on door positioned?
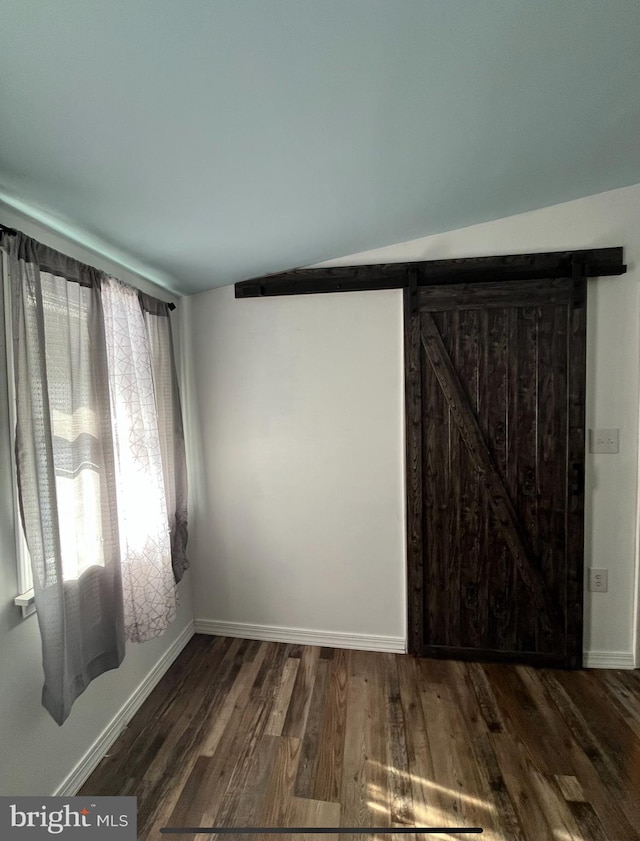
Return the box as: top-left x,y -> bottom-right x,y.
456,308 -> 481,650
446,309 -> 463,649
536,305 -> 568,620
404,290 -> 423,655
422,311 -> 447,648
486,307 -> 512,651
515,305 -> 540,653
505,306 -> 521,654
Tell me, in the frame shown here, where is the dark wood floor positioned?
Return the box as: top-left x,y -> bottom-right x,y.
80,635 -> 640,840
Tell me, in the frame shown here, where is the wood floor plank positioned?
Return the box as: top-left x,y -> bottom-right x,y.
313,648 -> 348,804
295,658 -> 331,797
281,646 -> 321,740
484,663 -> 573,775
418,659 -> 499,834
557,667 -> 640,816
396,654 -> 437,829
448,661 -> 526,841
215,733 -> 281,833
381,653 -> 413,826
465,660 -> 507,734
265,657 -> 300,737
340,670 -> 371,837
79,636 -> 230,795
516,665 -> 580,760
156,645 -> 283,838
599,670 -> 640,738
491,732 -> 555,841
259,735 -> 302,841
288,796 -> 341,841
199,641 -> 270,757
363,652 -> 391,830
555,774 -> 587,802
539,670 -> 640,840
165,678 -> 269,831
527,767 -> 584,840
78,636 -> 640,841
566,800 -> 610,841
555,774 -> 609,840
254,641 -> 292,703
132,641 -> 247,834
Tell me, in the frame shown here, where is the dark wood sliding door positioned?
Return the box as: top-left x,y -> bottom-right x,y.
406,277 -> 586,667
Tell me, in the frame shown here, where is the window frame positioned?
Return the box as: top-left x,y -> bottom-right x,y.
2,248 -> 36,617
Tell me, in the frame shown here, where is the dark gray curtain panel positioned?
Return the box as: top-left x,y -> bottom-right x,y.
4,233 -> 125,725
1,230 -> 188,725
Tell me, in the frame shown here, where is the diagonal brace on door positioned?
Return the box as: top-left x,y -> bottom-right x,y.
420,312 -> 562,631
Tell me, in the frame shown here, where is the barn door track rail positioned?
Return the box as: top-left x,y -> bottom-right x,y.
235,247 -> 625,298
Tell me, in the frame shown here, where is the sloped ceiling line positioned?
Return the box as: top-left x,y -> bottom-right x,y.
1,0 -> 639,295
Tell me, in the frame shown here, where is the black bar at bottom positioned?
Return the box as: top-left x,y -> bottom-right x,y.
160,828 -> 483,835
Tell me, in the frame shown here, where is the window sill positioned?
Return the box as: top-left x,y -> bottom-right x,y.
14,589 -> 36,618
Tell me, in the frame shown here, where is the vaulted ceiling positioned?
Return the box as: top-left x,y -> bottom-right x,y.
1,1 -> 639,295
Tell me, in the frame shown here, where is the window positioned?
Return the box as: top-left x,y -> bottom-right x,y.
2,226 -> 188,723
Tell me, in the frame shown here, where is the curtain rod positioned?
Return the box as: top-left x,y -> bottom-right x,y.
0,223 -> 176,311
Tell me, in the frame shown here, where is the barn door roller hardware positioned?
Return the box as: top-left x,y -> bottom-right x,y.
235,247 -> 626,299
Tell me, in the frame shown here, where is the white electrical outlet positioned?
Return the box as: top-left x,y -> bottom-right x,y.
589,568 -> 608,593
589,428 -> 619,454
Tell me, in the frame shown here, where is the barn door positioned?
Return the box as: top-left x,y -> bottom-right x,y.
405,276 -> 586,667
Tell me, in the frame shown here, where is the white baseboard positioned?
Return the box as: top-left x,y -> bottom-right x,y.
583,650 -> 636,669
194,622 -> 637,666
54,620 -> 195,796
194,618 -> 406,653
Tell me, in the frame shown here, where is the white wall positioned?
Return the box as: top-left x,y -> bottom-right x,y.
0,203 -> 194,795
185,182 -> 640,666
182,286 -> 407,648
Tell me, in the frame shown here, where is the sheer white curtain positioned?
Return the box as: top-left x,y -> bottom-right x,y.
101,276 -> 177,643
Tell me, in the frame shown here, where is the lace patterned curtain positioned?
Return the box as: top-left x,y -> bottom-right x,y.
102,277 -> 177,643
